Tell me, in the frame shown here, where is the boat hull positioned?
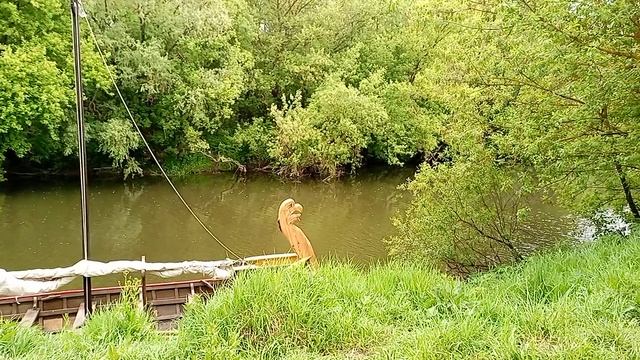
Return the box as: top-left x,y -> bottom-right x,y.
0,253 -> 302,331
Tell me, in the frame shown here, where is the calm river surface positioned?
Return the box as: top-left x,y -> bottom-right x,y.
0,168 -> 414,286
0,167 -> 580,287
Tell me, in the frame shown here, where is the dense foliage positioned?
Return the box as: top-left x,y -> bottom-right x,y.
2,233 -> 640,359
2,0 -> 639,267
1,0 -> 448,178
389,0 -> 640,269
0,0 -> 110,178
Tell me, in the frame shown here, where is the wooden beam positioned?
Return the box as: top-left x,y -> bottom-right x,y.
147,298 -> 187,306
19,308 -> 39,327
155,313 -> 182,322
139,256 -> 147,310
242,253 -> 298,263
72,303 -> 85,329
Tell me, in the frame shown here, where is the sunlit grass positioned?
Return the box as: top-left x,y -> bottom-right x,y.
2,232 -> 640,359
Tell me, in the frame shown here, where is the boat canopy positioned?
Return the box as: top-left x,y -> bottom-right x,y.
0,259 -> 235,296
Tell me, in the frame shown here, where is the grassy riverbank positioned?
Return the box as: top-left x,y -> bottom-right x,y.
2,232 -> 640,359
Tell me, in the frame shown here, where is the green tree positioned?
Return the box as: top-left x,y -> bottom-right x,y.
268,79 -> 389,178
0,45 -> 71,177
390,143 -> 547,274
84,0 -> 253,163
0,0 -> 456,177
0,0 -> 108,177
391,0 -> 640,271
451,0 -> 640,222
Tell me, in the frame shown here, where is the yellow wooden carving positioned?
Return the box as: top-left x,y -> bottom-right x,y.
277,199 -> 318,266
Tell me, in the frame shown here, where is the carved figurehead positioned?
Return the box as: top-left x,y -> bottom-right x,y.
277,199 -> 318,266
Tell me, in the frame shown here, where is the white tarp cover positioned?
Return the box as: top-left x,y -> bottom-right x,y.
0,259 -> 236,296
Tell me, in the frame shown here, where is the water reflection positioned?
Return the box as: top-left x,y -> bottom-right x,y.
0,168 -> 414,285
2,168 -> 612,286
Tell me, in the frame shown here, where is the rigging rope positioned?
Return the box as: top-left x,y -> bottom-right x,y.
81,5 -> 242,260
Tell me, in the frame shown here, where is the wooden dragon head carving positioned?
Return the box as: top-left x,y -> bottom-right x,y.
277,198 -> 317,266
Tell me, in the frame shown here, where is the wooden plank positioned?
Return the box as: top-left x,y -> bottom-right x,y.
148,298 -> 187,306
72,303 -> 85,329
140,256 -> 147,309
155,313 -> 182,321
39,307 -> 82,317
42,317 -> 64,332
242,253 -> 298,263
38,287 -> 120,302
19,308 -> 39,327
174,288 -> 180,317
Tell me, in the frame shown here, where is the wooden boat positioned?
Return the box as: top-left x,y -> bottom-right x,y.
0,198 -> 317,332
0,254 -> 299,332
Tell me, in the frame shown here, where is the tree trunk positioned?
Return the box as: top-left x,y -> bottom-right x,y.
601,104 -> 639,220
140,18 -> 146,43
614,161 -> 640,220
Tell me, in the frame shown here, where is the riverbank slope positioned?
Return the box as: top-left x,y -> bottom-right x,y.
2,232 -> 639,359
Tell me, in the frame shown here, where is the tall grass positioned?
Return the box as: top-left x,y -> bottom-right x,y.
0,278 -> 170,360
2,232 -> 640,359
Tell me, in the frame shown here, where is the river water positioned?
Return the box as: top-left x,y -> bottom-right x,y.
0,168 -> 415,285
0,167 -> 587,287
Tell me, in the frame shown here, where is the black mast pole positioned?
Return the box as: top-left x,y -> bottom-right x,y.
71,0 -> 92,316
